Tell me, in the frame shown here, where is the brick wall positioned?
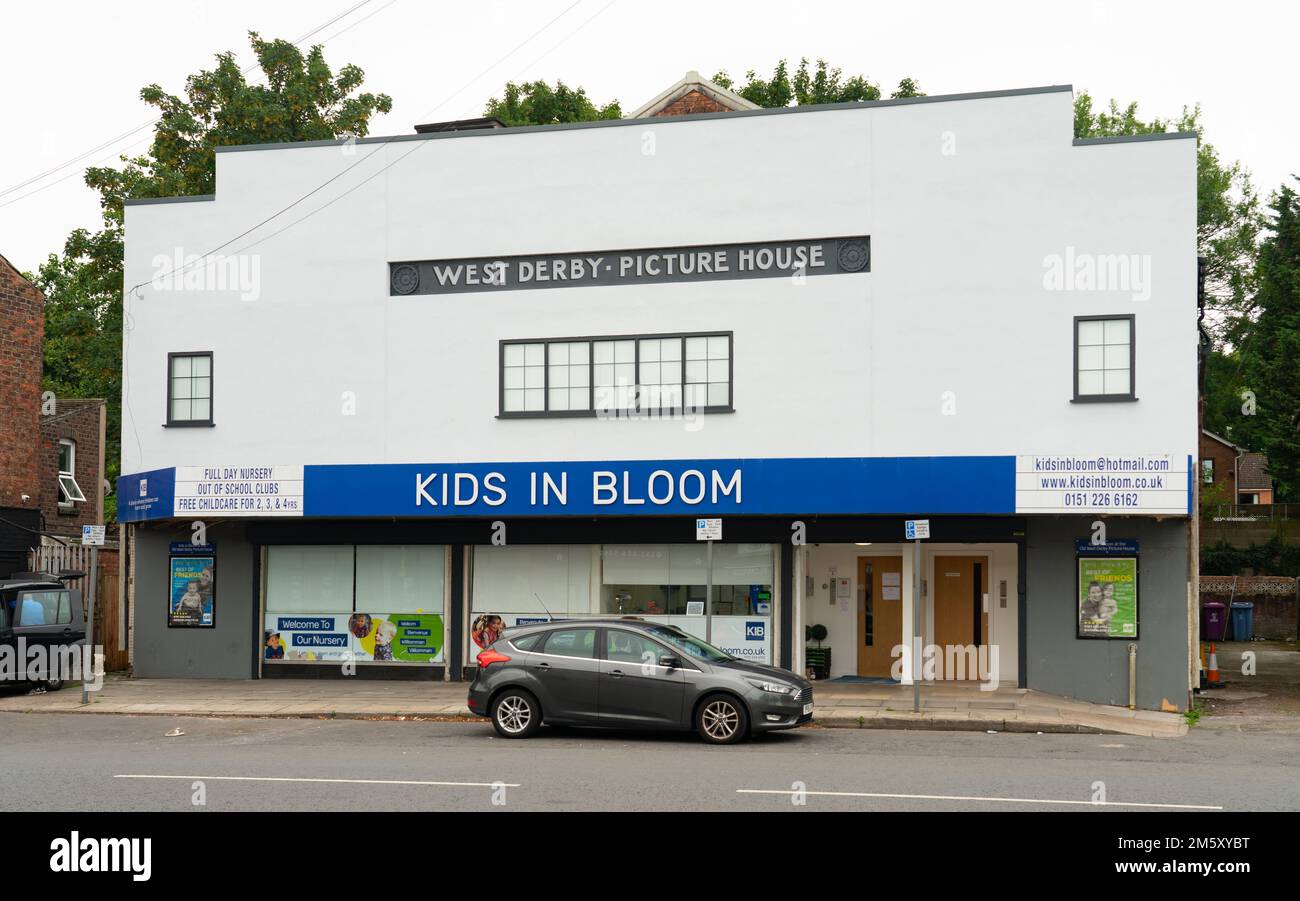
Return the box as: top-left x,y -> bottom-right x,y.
1201,576 -> 1298,640
654,89 -> 732,117
0,257 -> 44,512
40,398 -> 106,539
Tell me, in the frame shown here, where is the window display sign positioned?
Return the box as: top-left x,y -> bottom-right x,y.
1076,555 -> 1138,639
264,613 -> 444,663
168,554 -> 215,628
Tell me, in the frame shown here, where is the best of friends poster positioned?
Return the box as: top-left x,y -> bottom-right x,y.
168,556 -> 215,627
1077,556 -> 1138,639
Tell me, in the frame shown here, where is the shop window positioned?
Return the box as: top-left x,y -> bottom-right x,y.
1073,316 -> 1135,402
1201,458 -> 1215,484
600,543 -> 773,617
499,332 -> 733,417
471,545 -> 594,618
264,545 -> 448,666
266,546 -> 355,613
355,545 -> 443,613
167,352 -> 214,425
57,439 -> 86,507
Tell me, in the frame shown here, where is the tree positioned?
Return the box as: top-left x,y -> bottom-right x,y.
484,80 -> 620,127
712,58 -> 924,107
1236,182 -> 1300,500
31,33 -> 392,522
1073,94 -> 1264,345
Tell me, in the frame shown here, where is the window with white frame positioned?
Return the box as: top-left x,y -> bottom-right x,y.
168,352 -> 213,425
1074,316 -> 1134,402
500,333 -> 732,417
57,439 -> 86,507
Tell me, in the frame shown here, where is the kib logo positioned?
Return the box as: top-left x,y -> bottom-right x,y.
745,621 -> 766,640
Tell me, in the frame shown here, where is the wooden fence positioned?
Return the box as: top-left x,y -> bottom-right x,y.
27,542 -> 129,672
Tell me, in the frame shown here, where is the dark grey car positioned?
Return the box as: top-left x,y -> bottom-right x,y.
467,619 -> 813,744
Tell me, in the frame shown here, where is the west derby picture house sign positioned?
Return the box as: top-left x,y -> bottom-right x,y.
388,236 -> 872,295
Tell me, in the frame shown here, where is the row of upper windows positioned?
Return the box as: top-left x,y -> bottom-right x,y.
160,315 -> 1138,426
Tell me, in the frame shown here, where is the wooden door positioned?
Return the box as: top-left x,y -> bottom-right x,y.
857,556 -> 903,677
932,556 -> 989,669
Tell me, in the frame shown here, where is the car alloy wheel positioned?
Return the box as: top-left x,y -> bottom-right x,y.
491,690 -> 540,739
698,696 -> 747,744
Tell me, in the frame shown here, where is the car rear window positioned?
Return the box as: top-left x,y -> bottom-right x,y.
509,633 -> 545,652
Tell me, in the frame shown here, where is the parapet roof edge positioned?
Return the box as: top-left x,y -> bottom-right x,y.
211,84 -> 1075,156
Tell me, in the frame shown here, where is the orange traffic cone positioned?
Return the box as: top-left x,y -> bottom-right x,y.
1207,642 -> 1220,684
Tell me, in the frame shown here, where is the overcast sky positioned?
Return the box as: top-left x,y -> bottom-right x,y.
1,0 -> 1295,275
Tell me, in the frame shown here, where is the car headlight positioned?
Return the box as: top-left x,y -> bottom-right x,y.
746,678 -> 795,695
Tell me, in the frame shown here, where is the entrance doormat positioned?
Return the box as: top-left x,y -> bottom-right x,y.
824,675 -> 900,684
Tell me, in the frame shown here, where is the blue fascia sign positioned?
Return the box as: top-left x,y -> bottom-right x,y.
117,456 -> 1013,521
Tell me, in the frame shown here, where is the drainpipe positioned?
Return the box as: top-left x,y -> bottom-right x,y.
1128,643 -> 1137,709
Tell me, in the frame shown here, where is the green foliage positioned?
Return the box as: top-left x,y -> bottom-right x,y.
32,33 -> 392,521
484,80 -> 620,127
1201,536 -> 1300,577
1202,348 -> 1247,441
712,58 -> 923,107
1235,184 -> 1300,499
1074,94 -> 1264,345
807,623 -> 828,645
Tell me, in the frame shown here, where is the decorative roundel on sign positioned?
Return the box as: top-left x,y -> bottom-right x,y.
391,264 -> 420,295
837,239 -> 869,272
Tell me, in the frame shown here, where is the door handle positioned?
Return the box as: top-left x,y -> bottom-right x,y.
535,662 -> 551,672
609,669 -> 624,678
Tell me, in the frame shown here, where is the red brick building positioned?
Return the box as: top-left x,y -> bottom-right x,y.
0,254 -> 45,577
1199,429 -> 1275,506
40,397 -> 107,540
0,253 -> 110,576
629,70 -> 759,119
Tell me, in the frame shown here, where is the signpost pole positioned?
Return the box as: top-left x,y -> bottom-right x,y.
912,536 -> 921,713
705,538 -> 713,643
82,545 -> 98,705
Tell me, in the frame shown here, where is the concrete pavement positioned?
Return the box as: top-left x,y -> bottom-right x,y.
0,674 -> 1189,737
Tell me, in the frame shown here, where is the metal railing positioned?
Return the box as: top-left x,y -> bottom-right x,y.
1208,503 -> 1300,522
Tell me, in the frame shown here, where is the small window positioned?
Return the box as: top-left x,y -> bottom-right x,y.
168,352 -> 214,425
57,439 -> 86,507
541,628 -> 596,659
1201,459 -> 1215,484
1074,316 -> 1135,402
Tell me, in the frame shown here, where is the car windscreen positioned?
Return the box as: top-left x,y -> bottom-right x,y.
643,625 -> 733,663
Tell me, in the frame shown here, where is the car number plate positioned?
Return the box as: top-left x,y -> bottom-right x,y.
802,702 -> 813,715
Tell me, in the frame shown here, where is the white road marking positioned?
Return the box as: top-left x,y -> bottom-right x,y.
115,774 -> 519,788
736,789 -> 1222,810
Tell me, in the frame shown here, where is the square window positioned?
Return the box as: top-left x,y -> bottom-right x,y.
1075,318 -> 1134,401
168,353 -> 213,424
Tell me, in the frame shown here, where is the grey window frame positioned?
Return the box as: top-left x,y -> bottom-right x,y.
498,331 -> 735,418
166,351 -> 215,427
1071,314 -> 1137,403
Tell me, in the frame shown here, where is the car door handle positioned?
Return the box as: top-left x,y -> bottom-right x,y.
608,669 -> 624,679
535,662 -> 551,672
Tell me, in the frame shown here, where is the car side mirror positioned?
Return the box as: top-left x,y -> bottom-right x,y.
659,655 -> 680,669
